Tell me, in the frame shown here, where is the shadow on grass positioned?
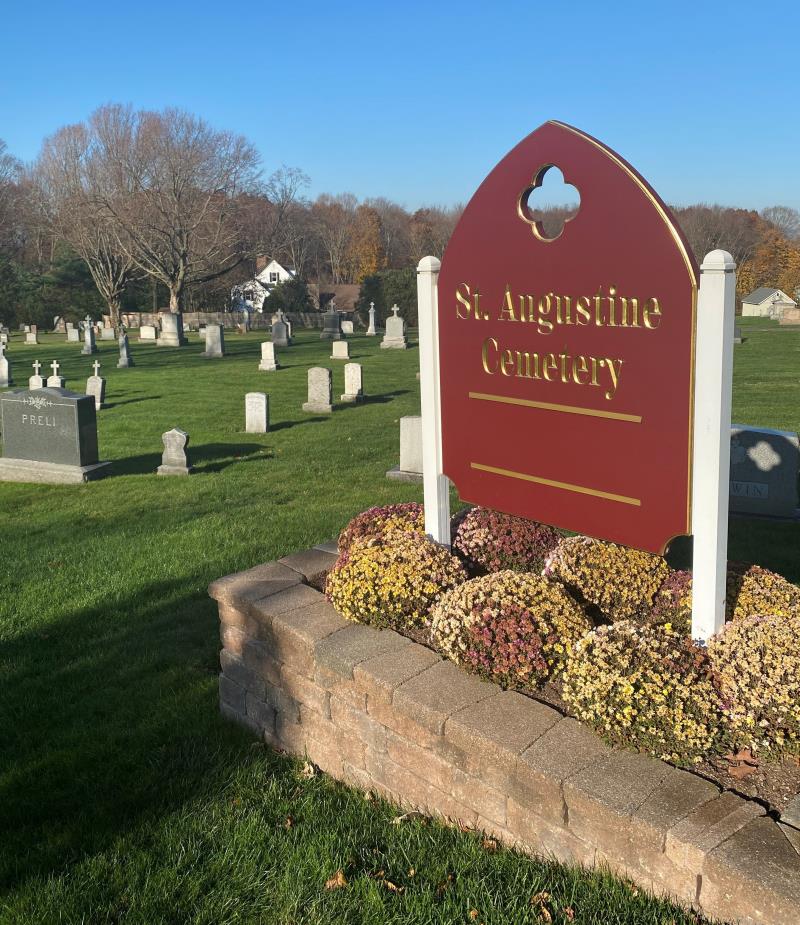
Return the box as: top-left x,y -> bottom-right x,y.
270,416 -> 329,432
0,575 -> 252,893
112,442 -> 267,476
104,396 -> 159,410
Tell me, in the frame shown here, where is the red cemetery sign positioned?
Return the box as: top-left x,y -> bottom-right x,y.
437,121 -> 698,554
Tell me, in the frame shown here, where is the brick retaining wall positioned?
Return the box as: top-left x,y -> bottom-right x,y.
209,548 -> 800,925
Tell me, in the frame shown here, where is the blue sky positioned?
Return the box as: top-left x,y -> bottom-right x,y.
2,0 -> 798,211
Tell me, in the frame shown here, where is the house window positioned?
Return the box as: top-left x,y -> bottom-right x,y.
269,272 -> 279,283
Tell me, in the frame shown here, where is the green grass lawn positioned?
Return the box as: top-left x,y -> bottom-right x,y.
0,322 -> 797,924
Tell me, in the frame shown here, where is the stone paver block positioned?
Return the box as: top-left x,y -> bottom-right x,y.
313,540 -> 338,555
565,751 -> 676,843
444,691 -> 561,790
241,639 -> 281,686
513,719 -> 613,826
702,816 -> 800,925
353,642 -> 441,703
220,700 -> 261,734
393,661 -> 497,735
279,546 -> 338,582
245,692 -> 276,734
262,682 -> 300,724
366,695 -> 440,750
219,674 -> 246,714
315,666 -> 367,710
220,623 -> 246,656
507,797 -> 596,868
281,663 -> 331,718
209,561 -> 300,605
780,793 -> 800,831
316,623 -> 411,679
330,696 -> 388,754
386,728 -> 452,791
264,602 -> 348,674
301,704 -> 366,771
249,583 -> 326,620
220,649 -> 266,699
665,790 -> 765,872
778,822 -> 800,858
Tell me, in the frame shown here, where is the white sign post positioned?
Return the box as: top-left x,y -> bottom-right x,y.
417,256 -> 451,547
690,249 -> 737,641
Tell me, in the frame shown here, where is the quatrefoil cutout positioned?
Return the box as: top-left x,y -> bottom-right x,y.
517,164 -> 581,242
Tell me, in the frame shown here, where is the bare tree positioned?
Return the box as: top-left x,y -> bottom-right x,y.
0,139 -> 23,253
312,193 -> 358,283
672,204 -> 763,268
761,205 -> 800,240
88,104 -> 261,314
32,123 -> 136,326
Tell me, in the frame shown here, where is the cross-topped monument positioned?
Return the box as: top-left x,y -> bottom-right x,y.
0,339 -> 11,387
29,360 -> 43,389
92,360 -> 101,377
47,359 -> 65,388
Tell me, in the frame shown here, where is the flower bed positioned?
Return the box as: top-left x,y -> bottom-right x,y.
210,540 -> 800,925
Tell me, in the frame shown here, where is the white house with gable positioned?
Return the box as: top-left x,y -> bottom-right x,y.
741,287 -> 797,318
232,259 -> 296,312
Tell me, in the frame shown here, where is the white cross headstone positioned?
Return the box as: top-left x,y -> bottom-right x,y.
366,301 -> 377,336
29,360 -> 43,390
47,359 -> 65,388
381,304 -> 407,350
86,360 -> 106,410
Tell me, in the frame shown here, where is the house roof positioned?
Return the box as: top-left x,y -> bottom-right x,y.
742,287 -> 790,305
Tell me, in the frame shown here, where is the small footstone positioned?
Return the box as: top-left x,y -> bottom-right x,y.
157,428 -> 193,476
331,340 -> 350,360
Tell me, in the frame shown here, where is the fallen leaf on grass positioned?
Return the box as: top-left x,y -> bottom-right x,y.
481,837 -> 499,852
530,891 -> 552,922
283,816 -> 293,829
469,910 -> 479,920
564,908 -> 575,921
436,874 -> 454,896
299,761 -> 317,780
324,870 -> 347,890
392,811 -> 425,825
381,879 -> 404,894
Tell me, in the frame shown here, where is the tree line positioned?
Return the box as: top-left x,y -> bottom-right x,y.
0,104 -> 798,329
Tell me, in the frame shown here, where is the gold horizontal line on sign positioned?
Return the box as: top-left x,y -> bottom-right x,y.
470,462 -> 642,507
468,391 -> 642,423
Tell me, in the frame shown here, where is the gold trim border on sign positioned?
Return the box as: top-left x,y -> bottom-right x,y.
468,391 -> 642,423
471,461 -> 641,507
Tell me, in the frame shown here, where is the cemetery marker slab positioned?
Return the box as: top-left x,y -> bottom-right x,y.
0,387 -> 111,483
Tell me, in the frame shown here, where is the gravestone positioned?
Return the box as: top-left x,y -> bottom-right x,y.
729,425 -> 799,517
46,360 -> 65,388
320,304 -> 343,341
101,325 -> 115,341
259,341 -> 278,371
158,313 -> 188,347
733,325 -> 743,345
271,315 -> 291,347
0,387 -> 111,483
25,325 -> 39,345
245,392 -> 269,433
53,315 -> 65,334
386,415 -> 423,482
366,302 -> 377,335
331,340 -> 350,360
380,304 -> 407,349
203,323 -> 225,358
0,342 -> 12,387
341,319 -> 354,335
67,326 -> 80,342
139,324 -> 158,342
86,361 -> 106,410
117,330 -> 134,367
0,331 -> 8,345
302,367 -> 333,413
81,317 -> 97,355
157,428 -> 193,476
29,360 -> 43,390
340,363 -> 363,403
285,317 -> 293,339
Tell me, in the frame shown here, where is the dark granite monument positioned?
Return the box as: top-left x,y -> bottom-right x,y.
319,303 -> 343,341
0,387 -> 112,483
